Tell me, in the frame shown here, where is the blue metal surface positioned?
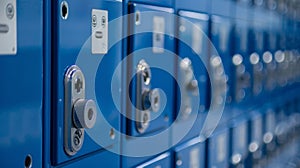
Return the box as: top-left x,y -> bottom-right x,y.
126,3 -> 175,137
230,115 -> 250,166
51,0 -> 122,165
209,12 -> 235,127
175,0 -> 210,14
1,0 -> 300,167
135,153 -> 171,168
0,0 -> 44,167
171,10 -> 209,144
53,150 -> 120,168
207,127 -> 230,168
232,3 -> 252,105
210,14 -> 234,105
127,0 -> 173,8
121,3 -> 174,167
174,137 -> 206,168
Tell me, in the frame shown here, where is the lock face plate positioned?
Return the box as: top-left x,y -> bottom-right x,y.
135,60 -> 152,133
64,65 -> 86,156
0,0 -> 17,55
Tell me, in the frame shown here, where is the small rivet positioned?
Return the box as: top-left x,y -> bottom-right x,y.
6,3 -> 14,20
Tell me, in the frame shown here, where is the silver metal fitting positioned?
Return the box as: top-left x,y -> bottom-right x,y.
136,60 -> 161,133
64,65 -> 97,156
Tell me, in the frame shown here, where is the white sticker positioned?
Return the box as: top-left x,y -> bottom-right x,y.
153,16 -> 165,53
237,123 -> 247,150
91,9 -> 108,54
266,111 -> 275,132
219,27 -> 228,52
189,147 -> 200,168
192,23 -> 203,54
241,29 -> 248,52
256,31 -> 263,51
253,116 -> 262,142
217,134 -> 226,162
0,0 -> 17,55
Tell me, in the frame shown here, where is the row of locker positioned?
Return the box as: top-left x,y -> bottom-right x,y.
1,0 -> 300,167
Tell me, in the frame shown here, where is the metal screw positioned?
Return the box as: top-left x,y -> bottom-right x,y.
143,112 -> 149,125
73,135 -> 80,146
75,129 -> 82,138
74,77 -> 83,93
92,15 -> 97,27
6,3 -> 14,20
135,11 -> 141,25
101,15 -> 106,28
109,128 -> 115,140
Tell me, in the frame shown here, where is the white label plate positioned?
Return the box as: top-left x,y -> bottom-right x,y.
91,9 -> 108,54
192,23 -> 203,54
217,134 -> 226,162
189,147 -> 200,168
153,16 -> 165,53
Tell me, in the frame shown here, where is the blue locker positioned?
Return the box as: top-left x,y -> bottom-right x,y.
263,105 -> 277,157
174,137 -> 206,168
172,10 -> 209,145
248,5 -> 268,101
248,109 -> 265,167
207,127 -> 230,168
230,115 -> 249,167
126,2 -> 175,137
0,0 -> 43,167
210,0 -> 235,106
209,0 -> 236,133
51,0 -> 122,164
261,10 -> 279,94
121,3 -> 174,167
232,2 -> 252,104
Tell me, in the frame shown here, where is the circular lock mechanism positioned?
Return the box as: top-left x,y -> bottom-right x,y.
73,99 -> 97,129
142,88 -> 161,112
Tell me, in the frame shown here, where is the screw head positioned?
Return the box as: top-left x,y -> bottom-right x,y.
73,135 -> 80,146
101,15 -> 106,27
74,76 -> 83,93
6,3 -> 14,20
75,129 -> 83,138
142,112 -> 150,126
135,11 -> 141,25
92,15 -> 97,27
